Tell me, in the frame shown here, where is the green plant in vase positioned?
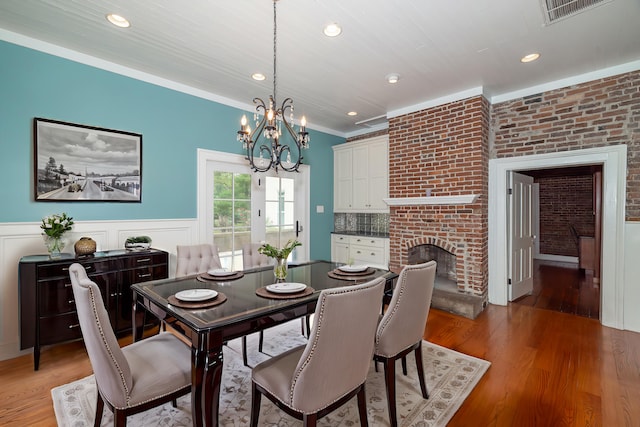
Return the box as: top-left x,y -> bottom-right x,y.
258,239 -> 302,280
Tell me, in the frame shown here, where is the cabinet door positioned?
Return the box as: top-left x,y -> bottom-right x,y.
334,148 -> 353,211
352,145 -> 369,209
331,234 -> 351,264
367,141 -> 389,210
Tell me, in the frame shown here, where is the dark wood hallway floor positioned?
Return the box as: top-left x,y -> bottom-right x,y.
512,260 -> 600,319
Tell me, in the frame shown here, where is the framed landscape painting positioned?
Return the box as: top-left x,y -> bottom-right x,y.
34,118 -> 142,202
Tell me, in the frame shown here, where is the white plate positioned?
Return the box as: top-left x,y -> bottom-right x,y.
338,264 -> 368,273
207,268 -> 235,277
266,282 -> 307,294
175,289 -> 218,302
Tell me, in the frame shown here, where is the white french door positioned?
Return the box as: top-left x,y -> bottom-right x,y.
198,150 -> 309,270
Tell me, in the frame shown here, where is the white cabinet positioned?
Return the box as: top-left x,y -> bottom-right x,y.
331,234 -> 389,269
333,136 -> 388,212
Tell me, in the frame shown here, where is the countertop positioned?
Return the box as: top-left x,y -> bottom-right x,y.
331,231 -> 390,238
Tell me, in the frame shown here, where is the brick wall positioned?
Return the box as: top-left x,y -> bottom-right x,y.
387,96 -> 489,296
492,70 -> 640,220
537,175 -> 594,256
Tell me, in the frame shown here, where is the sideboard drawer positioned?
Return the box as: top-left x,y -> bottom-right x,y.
123,252 -> 167,269
38,279 -> 75,316
39,313 -> 82,345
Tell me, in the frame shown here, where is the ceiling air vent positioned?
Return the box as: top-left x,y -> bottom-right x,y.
355,114 -> 388,128
541,0 -> 613,25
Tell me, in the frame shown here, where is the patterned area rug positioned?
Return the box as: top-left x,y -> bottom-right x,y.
52,322 -> 490,426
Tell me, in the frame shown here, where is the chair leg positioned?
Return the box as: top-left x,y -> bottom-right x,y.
401,356 -> 408,375
414,343 -> 429,399
171,398 -> 178,408
94,393 -> 104,427
357,384 -> 369,427
242,336 -> 249,367
383,358 -> 398,427
258,331 -> 265,353
114,409 -> 127,427
302,413 -> 318,427
250,382 -> 262,427
304,314 -> 311,337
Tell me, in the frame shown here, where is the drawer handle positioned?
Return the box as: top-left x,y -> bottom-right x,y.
68,324 -> 80,329
356,251 -> 361,254
137,258 -> 151,263
68,299 -> 75,305
371,252 -> 376,256
64,283 -> 72,288
138,273 -> 152,278
110,292 -> 118,297
62,267 -> 69,271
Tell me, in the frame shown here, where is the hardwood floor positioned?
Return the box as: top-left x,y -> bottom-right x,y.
513,260 -> 600,319
1,304 -> 639,426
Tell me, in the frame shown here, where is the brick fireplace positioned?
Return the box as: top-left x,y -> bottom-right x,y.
387,95 -> 490,301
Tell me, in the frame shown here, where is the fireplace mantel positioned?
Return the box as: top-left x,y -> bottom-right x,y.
383,194 -> 479,206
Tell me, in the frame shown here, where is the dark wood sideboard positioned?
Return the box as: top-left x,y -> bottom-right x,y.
19,249 -> 168,370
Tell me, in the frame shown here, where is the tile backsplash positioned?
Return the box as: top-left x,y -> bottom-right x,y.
334,213 -> 390,235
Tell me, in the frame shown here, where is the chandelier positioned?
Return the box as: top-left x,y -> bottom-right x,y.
236,0 -> 310,173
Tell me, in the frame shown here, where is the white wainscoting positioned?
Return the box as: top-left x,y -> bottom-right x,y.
0,218 -> 198,362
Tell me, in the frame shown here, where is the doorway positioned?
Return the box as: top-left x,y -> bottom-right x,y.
196,149 -> 310,268
510,165 -> 603,318
488,145 -> 627,329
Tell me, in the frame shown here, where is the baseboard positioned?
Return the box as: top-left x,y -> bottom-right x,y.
534,253 -> 578,264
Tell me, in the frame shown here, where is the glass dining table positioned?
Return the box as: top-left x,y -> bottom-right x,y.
131,260 -> 397,427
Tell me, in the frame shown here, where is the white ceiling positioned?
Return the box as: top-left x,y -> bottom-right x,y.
0,0 -> 639,137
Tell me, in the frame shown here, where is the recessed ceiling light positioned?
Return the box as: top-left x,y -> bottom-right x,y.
347,111 -> 358,116
386,73 -> 400,84
323,23 -> 342,37
521,53 -> 540,63
106,13 -> 130,28
252,73 -> 266,81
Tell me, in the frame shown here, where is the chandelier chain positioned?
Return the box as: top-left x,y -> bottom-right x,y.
272,0 -> 277,105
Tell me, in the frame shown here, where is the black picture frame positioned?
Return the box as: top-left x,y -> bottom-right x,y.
34,118 -> 142,202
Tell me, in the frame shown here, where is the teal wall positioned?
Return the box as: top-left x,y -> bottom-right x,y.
0,40 -> 343,260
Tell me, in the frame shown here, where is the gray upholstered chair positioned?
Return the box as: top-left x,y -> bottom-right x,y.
250,277 -> 386,427
374,261 -> 437,427
68,263 -> 191,427
242,243 -> 271,269
175,243 -> 222,277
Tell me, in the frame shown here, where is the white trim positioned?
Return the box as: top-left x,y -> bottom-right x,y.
488,145 -> 627,329
387,87 -> 485,119
383,195 -> 479,206
491,60 -> 640,104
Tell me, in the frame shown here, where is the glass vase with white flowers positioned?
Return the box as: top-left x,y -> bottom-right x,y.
40,213 -> 74,258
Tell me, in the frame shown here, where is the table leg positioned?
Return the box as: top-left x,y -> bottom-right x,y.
191,333 -> 224,427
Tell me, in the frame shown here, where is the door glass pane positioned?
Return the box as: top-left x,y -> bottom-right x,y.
213,171 -> 251,270
265,176 -> 297,260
